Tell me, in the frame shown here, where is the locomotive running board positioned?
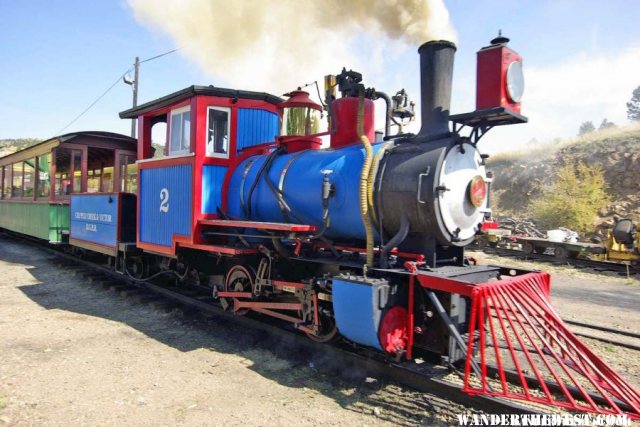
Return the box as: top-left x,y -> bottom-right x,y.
456,272 -> 640,418
198,219 -> 317,233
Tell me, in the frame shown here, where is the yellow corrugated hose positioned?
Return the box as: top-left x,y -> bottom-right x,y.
367,143 -> 389,227
357,87 -> 375,267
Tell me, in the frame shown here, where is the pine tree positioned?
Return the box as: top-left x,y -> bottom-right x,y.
627,86 -> 640,121
578,121 -> 595,136
599,118 -> 616,130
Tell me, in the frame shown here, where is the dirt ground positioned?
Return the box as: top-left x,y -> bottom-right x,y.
0,237 -> 473,427
0,237 -> 639,426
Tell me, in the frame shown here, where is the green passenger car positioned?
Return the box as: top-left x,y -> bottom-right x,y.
0,131 -> 137,243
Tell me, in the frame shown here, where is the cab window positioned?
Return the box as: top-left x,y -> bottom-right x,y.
169,106 -> 191,155
206,107 -> 230,158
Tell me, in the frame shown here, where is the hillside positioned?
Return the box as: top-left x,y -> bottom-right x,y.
488,125 -> 640,232
0,139 -> 42,158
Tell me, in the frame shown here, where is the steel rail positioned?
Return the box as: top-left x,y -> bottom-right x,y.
564,319 -> 640,340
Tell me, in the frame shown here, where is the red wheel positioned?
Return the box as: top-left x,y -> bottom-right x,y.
378,306 -> 408,355
223,265 -> 255,316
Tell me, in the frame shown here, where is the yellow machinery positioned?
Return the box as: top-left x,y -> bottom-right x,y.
599,218 -> 640,263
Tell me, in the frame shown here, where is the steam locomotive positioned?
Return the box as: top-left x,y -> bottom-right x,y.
2,34 -> 638,417
114,37 -> 529,355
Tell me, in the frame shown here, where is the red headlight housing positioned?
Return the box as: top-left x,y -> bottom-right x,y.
468,175 -> 487,208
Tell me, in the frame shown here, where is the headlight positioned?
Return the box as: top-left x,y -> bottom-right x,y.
506,60 -> 524,103
468,175 -> 487,208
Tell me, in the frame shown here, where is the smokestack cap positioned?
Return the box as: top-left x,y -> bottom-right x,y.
418,40 -> 457,54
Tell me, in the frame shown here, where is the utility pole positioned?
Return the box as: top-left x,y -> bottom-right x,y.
131,56 -> 140,138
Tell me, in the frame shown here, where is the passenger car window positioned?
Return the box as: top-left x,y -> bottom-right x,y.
54,148 -> 82,196
12,163 -> 23,197
37,154 -> 51,198
23,159 -> 34,197
206,107 -> 230,158
1,166 -> 11,199
120,154 -> 137,194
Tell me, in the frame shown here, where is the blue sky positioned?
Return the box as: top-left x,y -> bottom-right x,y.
1,1 -> 639,154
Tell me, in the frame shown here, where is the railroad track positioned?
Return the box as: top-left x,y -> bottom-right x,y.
473,246 -> 640,276
564,319 -> 640,352
0,232 -> 539,418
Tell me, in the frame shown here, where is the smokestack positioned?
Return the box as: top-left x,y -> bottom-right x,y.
416,40 -> 456,142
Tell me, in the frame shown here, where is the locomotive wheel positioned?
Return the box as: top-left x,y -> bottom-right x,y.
127,256 -> 147,279
305,311 -> 338,343
184,268 -> 201,287
223,265 -> 256,316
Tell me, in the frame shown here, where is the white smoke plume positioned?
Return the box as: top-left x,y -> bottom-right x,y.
127,0 -> 456,94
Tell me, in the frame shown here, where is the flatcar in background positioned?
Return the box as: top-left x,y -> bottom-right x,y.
476,217 -> 640,264
516,219 -> 639,263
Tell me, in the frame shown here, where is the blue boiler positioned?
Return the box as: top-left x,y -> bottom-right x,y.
227,143 -> 386,241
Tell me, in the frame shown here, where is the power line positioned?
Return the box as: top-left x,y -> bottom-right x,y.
55,68 -> 131,136
54,47 -> 179,136
140,48 -> 179,64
